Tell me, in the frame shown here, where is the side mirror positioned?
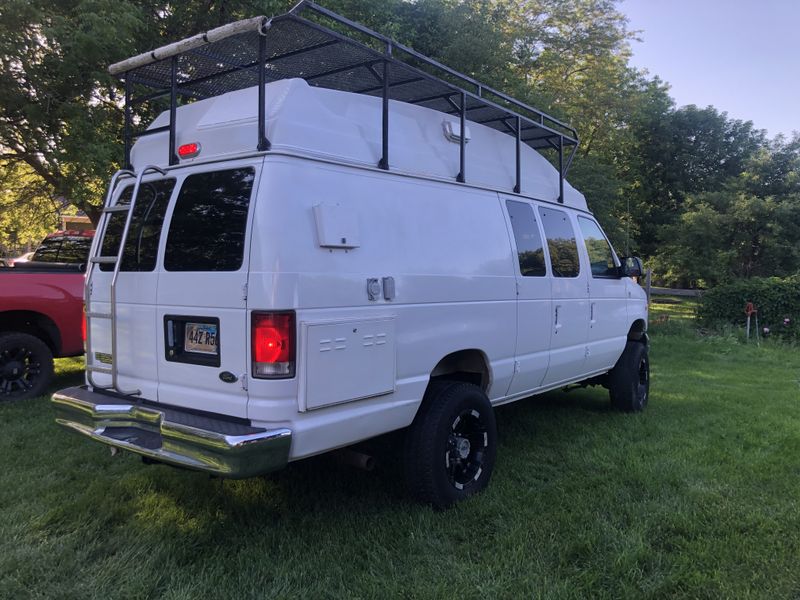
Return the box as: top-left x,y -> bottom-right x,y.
620,256 -> 643,278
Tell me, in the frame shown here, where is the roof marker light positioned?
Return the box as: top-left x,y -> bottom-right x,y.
177,142 -> 201,158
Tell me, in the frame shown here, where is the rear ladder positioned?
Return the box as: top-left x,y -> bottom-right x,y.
84,165 -> 167,396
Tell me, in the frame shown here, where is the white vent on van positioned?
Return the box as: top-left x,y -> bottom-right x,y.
442,120 -> 471,144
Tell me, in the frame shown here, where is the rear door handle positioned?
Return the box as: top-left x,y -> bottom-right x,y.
554,305 -> 562,331
590,302 -> 596,324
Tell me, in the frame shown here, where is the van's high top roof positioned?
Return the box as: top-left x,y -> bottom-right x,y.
111,1 -> 585,209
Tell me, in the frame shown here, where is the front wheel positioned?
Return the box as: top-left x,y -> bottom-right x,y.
404,380 -> 497,509
608,340 -> 649,412
0,332 -> 54,401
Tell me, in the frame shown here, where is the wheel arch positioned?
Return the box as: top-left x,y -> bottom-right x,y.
428,348 -> 492,394
627,318 -> 648,343
0,311 -> 62,355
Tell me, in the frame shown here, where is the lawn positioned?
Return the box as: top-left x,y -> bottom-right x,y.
2,306 -> 800,599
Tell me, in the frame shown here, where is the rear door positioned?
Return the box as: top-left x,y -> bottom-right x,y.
155,160 -> 260,418
88,177 -> 177,398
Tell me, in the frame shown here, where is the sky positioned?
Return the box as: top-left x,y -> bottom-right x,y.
621,0 -> 799,139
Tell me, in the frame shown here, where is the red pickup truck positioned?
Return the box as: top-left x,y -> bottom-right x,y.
0,231 -> 92,400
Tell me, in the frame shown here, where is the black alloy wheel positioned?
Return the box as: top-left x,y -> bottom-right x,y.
404,380 -> 497,509
0,333 -> 54,401
446,407 -> 489,491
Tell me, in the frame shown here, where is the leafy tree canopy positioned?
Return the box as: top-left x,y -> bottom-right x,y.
0,0 -> 796,285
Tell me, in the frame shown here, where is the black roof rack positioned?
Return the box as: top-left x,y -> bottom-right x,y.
112,0 -> 579,202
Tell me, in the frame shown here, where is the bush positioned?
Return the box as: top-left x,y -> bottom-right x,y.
697,276 -> 800,341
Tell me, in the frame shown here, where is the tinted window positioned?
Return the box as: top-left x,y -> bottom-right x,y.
578,217 -> 618,278
99,179 -> 176,272
539,207 -> 580,278
32,237 -> 62,263
56,236 -> 93,263
164,168 -> 255,272
506,200 -> 546,277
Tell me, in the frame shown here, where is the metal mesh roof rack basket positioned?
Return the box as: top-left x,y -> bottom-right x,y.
110,0 -> 579,201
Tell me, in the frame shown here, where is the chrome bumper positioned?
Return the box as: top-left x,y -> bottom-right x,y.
52,386 -> 292,479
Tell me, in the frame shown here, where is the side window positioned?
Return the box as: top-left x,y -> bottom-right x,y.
99,179 -> 176,272
578,217 -> 619,278
32,237 -> 62,263
164,168 -> 255,272
506,200 -> 546,277
538,207 -> 580,278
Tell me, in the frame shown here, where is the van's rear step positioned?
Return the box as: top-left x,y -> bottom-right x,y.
52,386 -> 291,478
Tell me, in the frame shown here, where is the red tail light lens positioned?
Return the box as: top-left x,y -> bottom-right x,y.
177,142 -> 201,158
81,306 -> 87,348
252,311 -> 295,378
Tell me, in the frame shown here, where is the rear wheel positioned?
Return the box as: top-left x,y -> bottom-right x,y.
404,380 -> 497,509
608,340 -> 649,412
0,333 -> 54,401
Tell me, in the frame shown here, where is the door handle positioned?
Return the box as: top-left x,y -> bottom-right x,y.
590,302 -> 595,324
554,305 -> 562,331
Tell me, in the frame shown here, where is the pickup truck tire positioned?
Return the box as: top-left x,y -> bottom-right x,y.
0,332 -> 54,401
404,380 -> 497,509
608,340 -> 649,412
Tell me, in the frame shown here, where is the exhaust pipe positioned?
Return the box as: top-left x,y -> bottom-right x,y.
335,449 -> 376,471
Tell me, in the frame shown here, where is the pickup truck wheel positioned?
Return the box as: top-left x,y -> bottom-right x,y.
404,380 -> 497,509
0,333 -> 54,401
608,340 -> 649,412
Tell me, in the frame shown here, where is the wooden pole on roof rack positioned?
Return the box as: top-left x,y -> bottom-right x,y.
514,116 -> 521,194
123,77 -> 132,170
457,92 -> 466,183
257,32 -> 271,151
378,43 -> 391,170
169,56 -> 178,166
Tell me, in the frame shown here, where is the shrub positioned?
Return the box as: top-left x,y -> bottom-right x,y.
697,276 -> 800,341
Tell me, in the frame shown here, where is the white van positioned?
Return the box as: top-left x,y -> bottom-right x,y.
52,4 -> 648,508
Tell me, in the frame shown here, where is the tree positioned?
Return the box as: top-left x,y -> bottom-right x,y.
0,161 -> 68,255
624,101 -> 766,256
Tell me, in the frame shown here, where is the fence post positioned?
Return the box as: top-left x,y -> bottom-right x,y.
645,268 -> 652,305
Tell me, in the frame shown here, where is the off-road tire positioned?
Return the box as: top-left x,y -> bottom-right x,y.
404,380 -> 497,509
608,340 -> 649,412
0,332 -> 54,401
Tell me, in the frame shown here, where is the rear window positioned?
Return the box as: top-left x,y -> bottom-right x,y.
99,179 -> 176,272
31,237 -> 62,263
164,168 -> 255,272
33,236 -> 92,264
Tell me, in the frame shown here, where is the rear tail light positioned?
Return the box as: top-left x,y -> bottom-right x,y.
81,305 -> 87,349
252,311 -> 295,378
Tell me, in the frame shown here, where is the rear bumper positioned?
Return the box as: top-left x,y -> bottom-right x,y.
52,386 -> 292,479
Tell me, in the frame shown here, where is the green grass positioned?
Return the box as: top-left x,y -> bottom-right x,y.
3,313 -> 800,599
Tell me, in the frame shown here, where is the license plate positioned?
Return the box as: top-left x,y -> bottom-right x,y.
184,322 -> 218,355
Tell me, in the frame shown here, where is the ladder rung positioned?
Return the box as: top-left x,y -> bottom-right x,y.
87,365 -> 113,374
90,257 -> 117,264
104,204 -> 131,214
86,312 -> 112,319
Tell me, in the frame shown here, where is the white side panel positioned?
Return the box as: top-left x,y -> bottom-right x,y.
300,317 -> 395,411
245,157 -> 518,458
